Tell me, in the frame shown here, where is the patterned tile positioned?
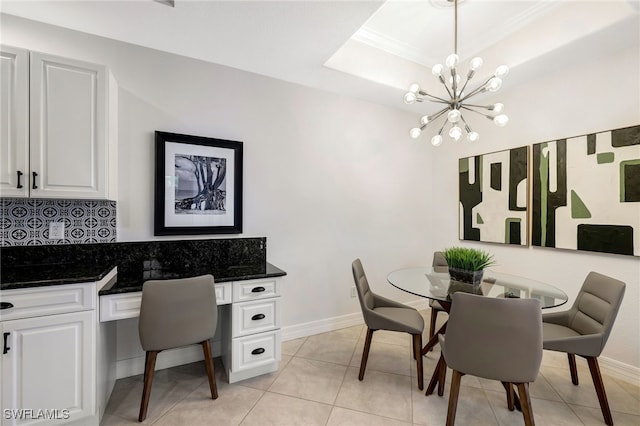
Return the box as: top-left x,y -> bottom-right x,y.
0,197 -> 116,247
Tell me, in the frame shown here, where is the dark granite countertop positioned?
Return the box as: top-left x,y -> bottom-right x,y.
1,263 -> 116,290
1,262 -> 286,295
1,238 -> 286,295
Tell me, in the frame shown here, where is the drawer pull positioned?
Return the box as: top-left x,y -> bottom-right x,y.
251,313 -> 266,321
251,286 -> 266,293
251,347 -> 265,355
0,302 -> 14,310
16,171 -> 23,189
3,332 -> 10,355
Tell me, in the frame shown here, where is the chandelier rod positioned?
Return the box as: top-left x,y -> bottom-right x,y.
454,0 -> 458,55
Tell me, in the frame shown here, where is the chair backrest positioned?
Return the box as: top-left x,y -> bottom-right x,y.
139,274 -> 218,352
566,271 -> 626,353
432,251 -> 448,273
352,259 -> 376,321
443,292 -> 542,383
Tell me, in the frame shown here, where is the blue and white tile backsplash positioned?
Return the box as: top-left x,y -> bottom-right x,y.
0,198 -> 116,246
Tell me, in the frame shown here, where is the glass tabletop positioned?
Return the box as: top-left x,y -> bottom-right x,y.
387,268 -> 568,309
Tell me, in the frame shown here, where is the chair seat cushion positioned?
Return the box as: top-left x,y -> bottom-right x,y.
373,307 -> 424,334
543,322 -> 604,356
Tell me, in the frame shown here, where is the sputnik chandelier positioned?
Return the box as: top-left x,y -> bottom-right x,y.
404,0 -> 509,146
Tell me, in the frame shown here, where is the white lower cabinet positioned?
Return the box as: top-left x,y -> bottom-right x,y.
223,278 -> 282,383
0,269 -> 117,426
1,311 -> 95,426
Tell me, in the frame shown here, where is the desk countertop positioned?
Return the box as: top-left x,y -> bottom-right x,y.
1,262 -> 287,295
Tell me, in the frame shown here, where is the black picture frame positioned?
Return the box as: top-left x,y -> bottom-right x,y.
154,131 -> 243,235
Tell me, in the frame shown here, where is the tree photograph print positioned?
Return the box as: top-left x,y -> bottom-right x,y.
174,154 -> 227,215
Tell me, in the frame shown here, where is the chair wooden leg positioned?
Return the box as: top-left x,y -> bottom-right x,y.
585,356 -> 613,426
445,370 -> 463,426
413,333 -> 424,390
201,340 -> 218,399
503,382 -> 515,411
515,382 -> 535,426
139,351 -> 158,422
568,353 -> 579,385
359,328 -> 374,381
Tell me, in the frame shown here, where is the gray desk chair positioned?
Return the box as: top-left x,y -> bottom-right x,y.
542,272 -> 625,426
138,275 -> 219,422
428,251 -> 449,338
438,292 -> 542,426
352,259 -> 425,390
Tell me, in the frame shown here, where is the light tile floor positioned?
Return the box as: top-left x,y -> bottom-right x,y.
102,310 -> 640,425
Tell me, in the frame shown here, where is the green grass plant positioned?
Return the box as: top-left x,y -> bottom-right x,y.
442,247 -> 496,271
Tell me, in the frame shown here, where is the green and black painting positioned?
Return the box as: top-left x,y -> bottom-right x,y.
532,125 -> 640,256
459,146 -> 528,245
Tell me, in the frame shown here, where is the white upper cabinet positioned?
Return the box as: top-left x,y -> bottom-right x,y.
0,46 -> 29,197
0,45 -> 117,200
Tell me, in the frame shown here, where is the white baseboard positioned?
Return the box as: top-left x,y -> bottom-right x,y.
598,356 -> 640,386
280,299 -> 430,341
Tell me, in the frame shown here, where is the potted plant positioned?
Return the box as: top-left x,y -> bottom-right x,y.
442,246 -> 495,286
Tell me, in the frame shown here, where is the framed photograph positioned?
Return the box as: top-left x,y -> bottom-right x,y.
154,131 -> 243,235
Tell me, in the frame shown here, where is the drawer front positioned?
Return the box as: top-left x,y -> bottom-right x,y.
99,292 -> 142,322
232,330 -> 281,372
99,282 -> 232,322
232,298 -> 281,337
215,282 -> 232,305
233,279 -> 280,302
0,282 -> 95,321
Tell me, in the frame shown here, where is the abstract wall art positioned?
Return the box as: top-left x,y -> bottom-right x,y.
459,146 -> 529,245
531,125 -> 640,256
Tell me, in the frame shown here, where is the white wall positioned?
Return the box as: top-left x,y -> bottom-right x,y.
2,13 -> 639,378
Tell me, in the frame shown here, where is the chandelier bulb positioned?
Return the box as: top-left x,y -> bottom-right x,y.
495,65 -> 510,78
409,127 -> 422,139
408,83 -> 420,93
494,114 -> 509,127
486,77 -> 502,92
448,74 -> 461,86
449,125 -> 463,141
420,115 -> 430,125
445,54 -> 459,69
492,102 -> 505,113
403,92 -> 417,104
467,131 -> 480,142
447,109 -> 461,123
470,57 -> 483,71
431,64 -> 444,77
431,135 -> 443,146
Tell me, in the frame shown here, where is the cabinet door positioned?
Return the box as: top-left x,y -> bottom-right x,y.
0,45 -> 29,197
29,52 -> 107,199
1,311 -> 95,426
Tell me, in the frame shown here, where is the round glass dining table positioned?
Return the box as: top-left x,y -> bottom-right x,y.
388,268 -> 568,308
388,267 -> 568,402
387,268 -> 568,356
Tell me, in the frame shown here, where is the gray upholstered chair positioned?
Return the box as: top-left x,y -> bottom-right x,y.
428,251 -> 449,338
542,272 -> 625,426
138,275 -> 219,422
437,292 -> 542,426
352,259 -> 425,390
